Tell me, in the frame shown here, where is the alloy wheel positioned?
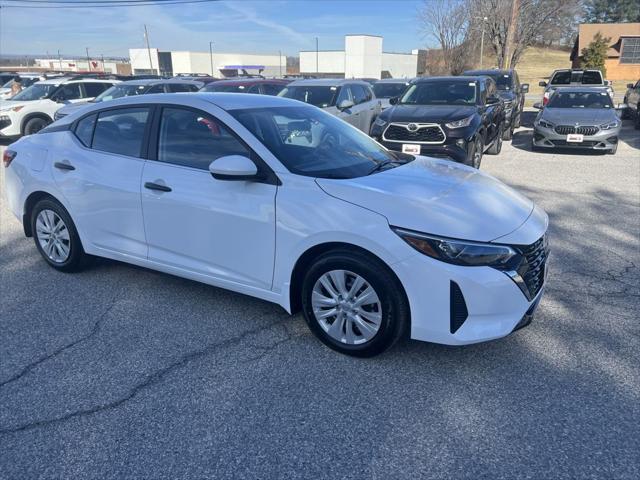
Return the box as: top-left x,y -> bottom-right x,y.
473,139 -> 483,168
36,209 -> 71,263
311,269 -> 382,345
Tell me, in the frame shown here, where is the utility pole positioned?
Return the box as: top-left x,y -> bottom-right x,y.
479,17 -> 487,68
209,41 -> 214,77
503,0 -> 519,69
279,50 -> 282,77
144,24 -> 154,75
57,49 -> 62,71
315,37 -> 319,74
101,54 -> 105,72
86,47 -> 91,72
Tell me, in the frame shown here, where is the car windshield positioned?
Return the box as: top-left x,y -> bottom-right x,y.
373,82 -> 409,98
546,91 -> 613,109
203,83 -> 249,93
2,78 -> 37,89
230,105 -> 410,179
95,83 -> 148,102
400,81 -> 476,105
278,86 -> 340,108
550,71 -> 603,85
473,73 -> 512,90
10,83 -> 57,101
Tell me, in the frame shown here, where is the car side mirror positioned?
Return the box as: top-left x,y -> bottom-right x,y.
209,155 -> 259,181
627,83 -> 634,89
533,102 -> 543,110
389,97 -> 399,105
521,83 -> 529,93
538,81 -> 547,87
338,99 -> 354,110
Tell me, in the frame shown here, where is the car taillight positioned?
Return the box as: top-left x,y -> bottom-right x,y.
542,92 -> 550,106
3,149 -> 16,168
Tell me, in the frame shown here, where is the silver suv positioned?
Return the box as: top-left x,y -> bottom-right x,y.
279,79 -> 381,133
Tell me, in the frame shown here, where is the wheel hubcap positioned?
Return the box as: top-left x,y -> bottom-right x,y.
36,209 -> 70,263
311,270 -> 382,345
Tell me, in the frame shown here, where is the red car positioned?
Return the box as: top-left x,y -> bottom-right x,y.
200,78 -> 290,96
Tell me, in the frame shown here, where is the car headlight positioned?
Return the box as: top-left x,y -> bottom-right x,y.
392,227 -> 518,268
374,117 -> 387,127
536,119 -> 554,129
0,106 -> 21,113
445,115 -> 474,129
600,121 -> 619,130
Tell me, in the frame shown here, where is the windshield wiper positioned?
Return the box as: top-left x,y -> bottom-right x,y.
367,160 -> 395,175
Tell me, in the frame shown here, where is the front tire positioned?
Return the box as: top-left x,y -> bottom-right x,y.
487,128 -> 503,154
23,116 -> 51,136
465,137 -> 484,168
301,249 -> 408,357
31,198 -> 87,272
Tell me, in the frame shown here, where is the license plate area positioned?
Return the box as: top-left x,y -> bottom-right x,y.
402,144 -> 421,154
566,133 -> 584,143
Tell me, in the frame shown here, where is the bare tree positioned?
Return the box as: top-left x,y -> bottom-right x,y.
477,0 -> 581,68
419,0 -> 474,74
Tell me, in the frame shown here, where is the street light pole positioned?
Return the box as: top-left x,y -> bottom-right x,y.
315,37 -> 319,74
144,24 -> 154,75
209,41 -> 214,77
279,50 -> 282,77
86,47 -> 91,72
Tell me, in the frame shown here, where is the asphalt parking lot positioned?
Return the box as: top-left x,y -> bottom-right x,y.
1,111 -> 639,479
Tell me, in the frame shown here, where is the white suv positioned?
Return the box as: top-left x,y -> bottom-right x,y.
0,77 -> 117,137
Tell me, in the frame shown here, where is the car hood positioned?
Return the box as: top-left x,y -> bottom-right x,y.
542,108 -> 616,125
316,156 -> 534,242
57,101 -> 92,116
382,105 -> 476,124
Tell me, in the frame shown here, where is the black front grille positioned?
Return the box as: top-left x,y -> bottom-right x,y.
554,125 -> 599,136
518,236 -> 548,299
550,140 -> 599,147
384,124 -> 445,143
0,116 -> 12,130
450,281 -> 468,334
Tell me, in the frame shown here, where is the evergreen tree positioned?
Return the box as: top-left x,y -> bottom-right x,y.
580,32 -> 610,78
584,0 -> 640,23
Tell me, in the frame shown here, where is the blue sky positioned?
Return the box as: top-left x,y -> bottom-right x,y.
0,0 -> 431,58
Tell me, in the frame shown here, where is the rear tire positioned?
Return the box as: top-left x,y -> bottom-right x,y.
502,125 -> 513,141
301,249 -> 408,357
31,198 -> 87,272
23,116 -> 51,136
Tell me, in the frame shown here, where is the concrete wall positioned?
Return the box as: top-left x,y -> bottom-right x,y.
381,53 -> 417,79
300,51 -> 345,75
344,35 -> 383,79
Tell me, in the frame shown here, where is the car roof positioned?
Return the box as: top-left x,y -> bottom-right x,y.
211,78 -> 289,86
463,69 -> 513,76
286,78 -> 371,87
549,86 -> 610,93
117,78 -> 204,86
38,76 -> 118,85
55,92 -> 304,118
413,76 -> 484,83
374,78 -> 412,84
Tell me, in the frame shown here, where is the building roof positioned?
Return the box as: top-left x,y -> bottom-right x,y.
572,23 -> 640,59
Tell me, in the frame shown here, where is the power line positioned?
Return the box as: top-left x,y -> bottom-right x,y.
0,0 -> 219,8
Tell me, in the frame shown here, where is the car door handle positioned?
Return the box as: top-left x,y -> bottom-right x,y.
144,182 -> 172,192
54,161 -> 75,171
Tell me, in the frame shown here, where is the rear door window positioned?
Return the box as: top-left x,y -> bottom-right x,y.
167,83 -> 197,93
55,84 -> 82,101
147,84 -> 165,94
92,107 -> 150,157
83,82 -> 112,98
262,83 -> 285,96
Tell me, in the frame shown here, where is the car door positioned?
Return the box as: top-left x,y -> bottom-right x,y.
483,80 -> 500,143
140,105 -> 277,290
50,106 -> 151,258
630,81 -> 640,112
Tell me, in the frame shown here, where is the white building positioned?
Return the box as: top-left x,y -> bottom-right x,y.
129,48 -> 285,77
34,58 -> 131,75
299,34 -> 420,79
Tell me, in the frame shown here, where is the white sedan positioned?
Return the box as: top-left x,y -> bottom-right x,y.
2,93 -> 549,356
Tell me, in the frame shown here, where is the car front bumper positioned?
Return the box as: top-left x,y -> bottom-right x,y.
0,112 -> 21,137
533,125 -> 620,150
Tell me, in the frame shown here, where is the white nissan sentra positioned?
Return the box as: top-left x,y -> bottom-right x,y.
3,93 -> 549,357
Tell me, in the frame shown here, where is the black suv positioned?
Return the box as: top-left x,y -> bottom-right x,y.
370,76 -> 506,168
462,69 -> 528,140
